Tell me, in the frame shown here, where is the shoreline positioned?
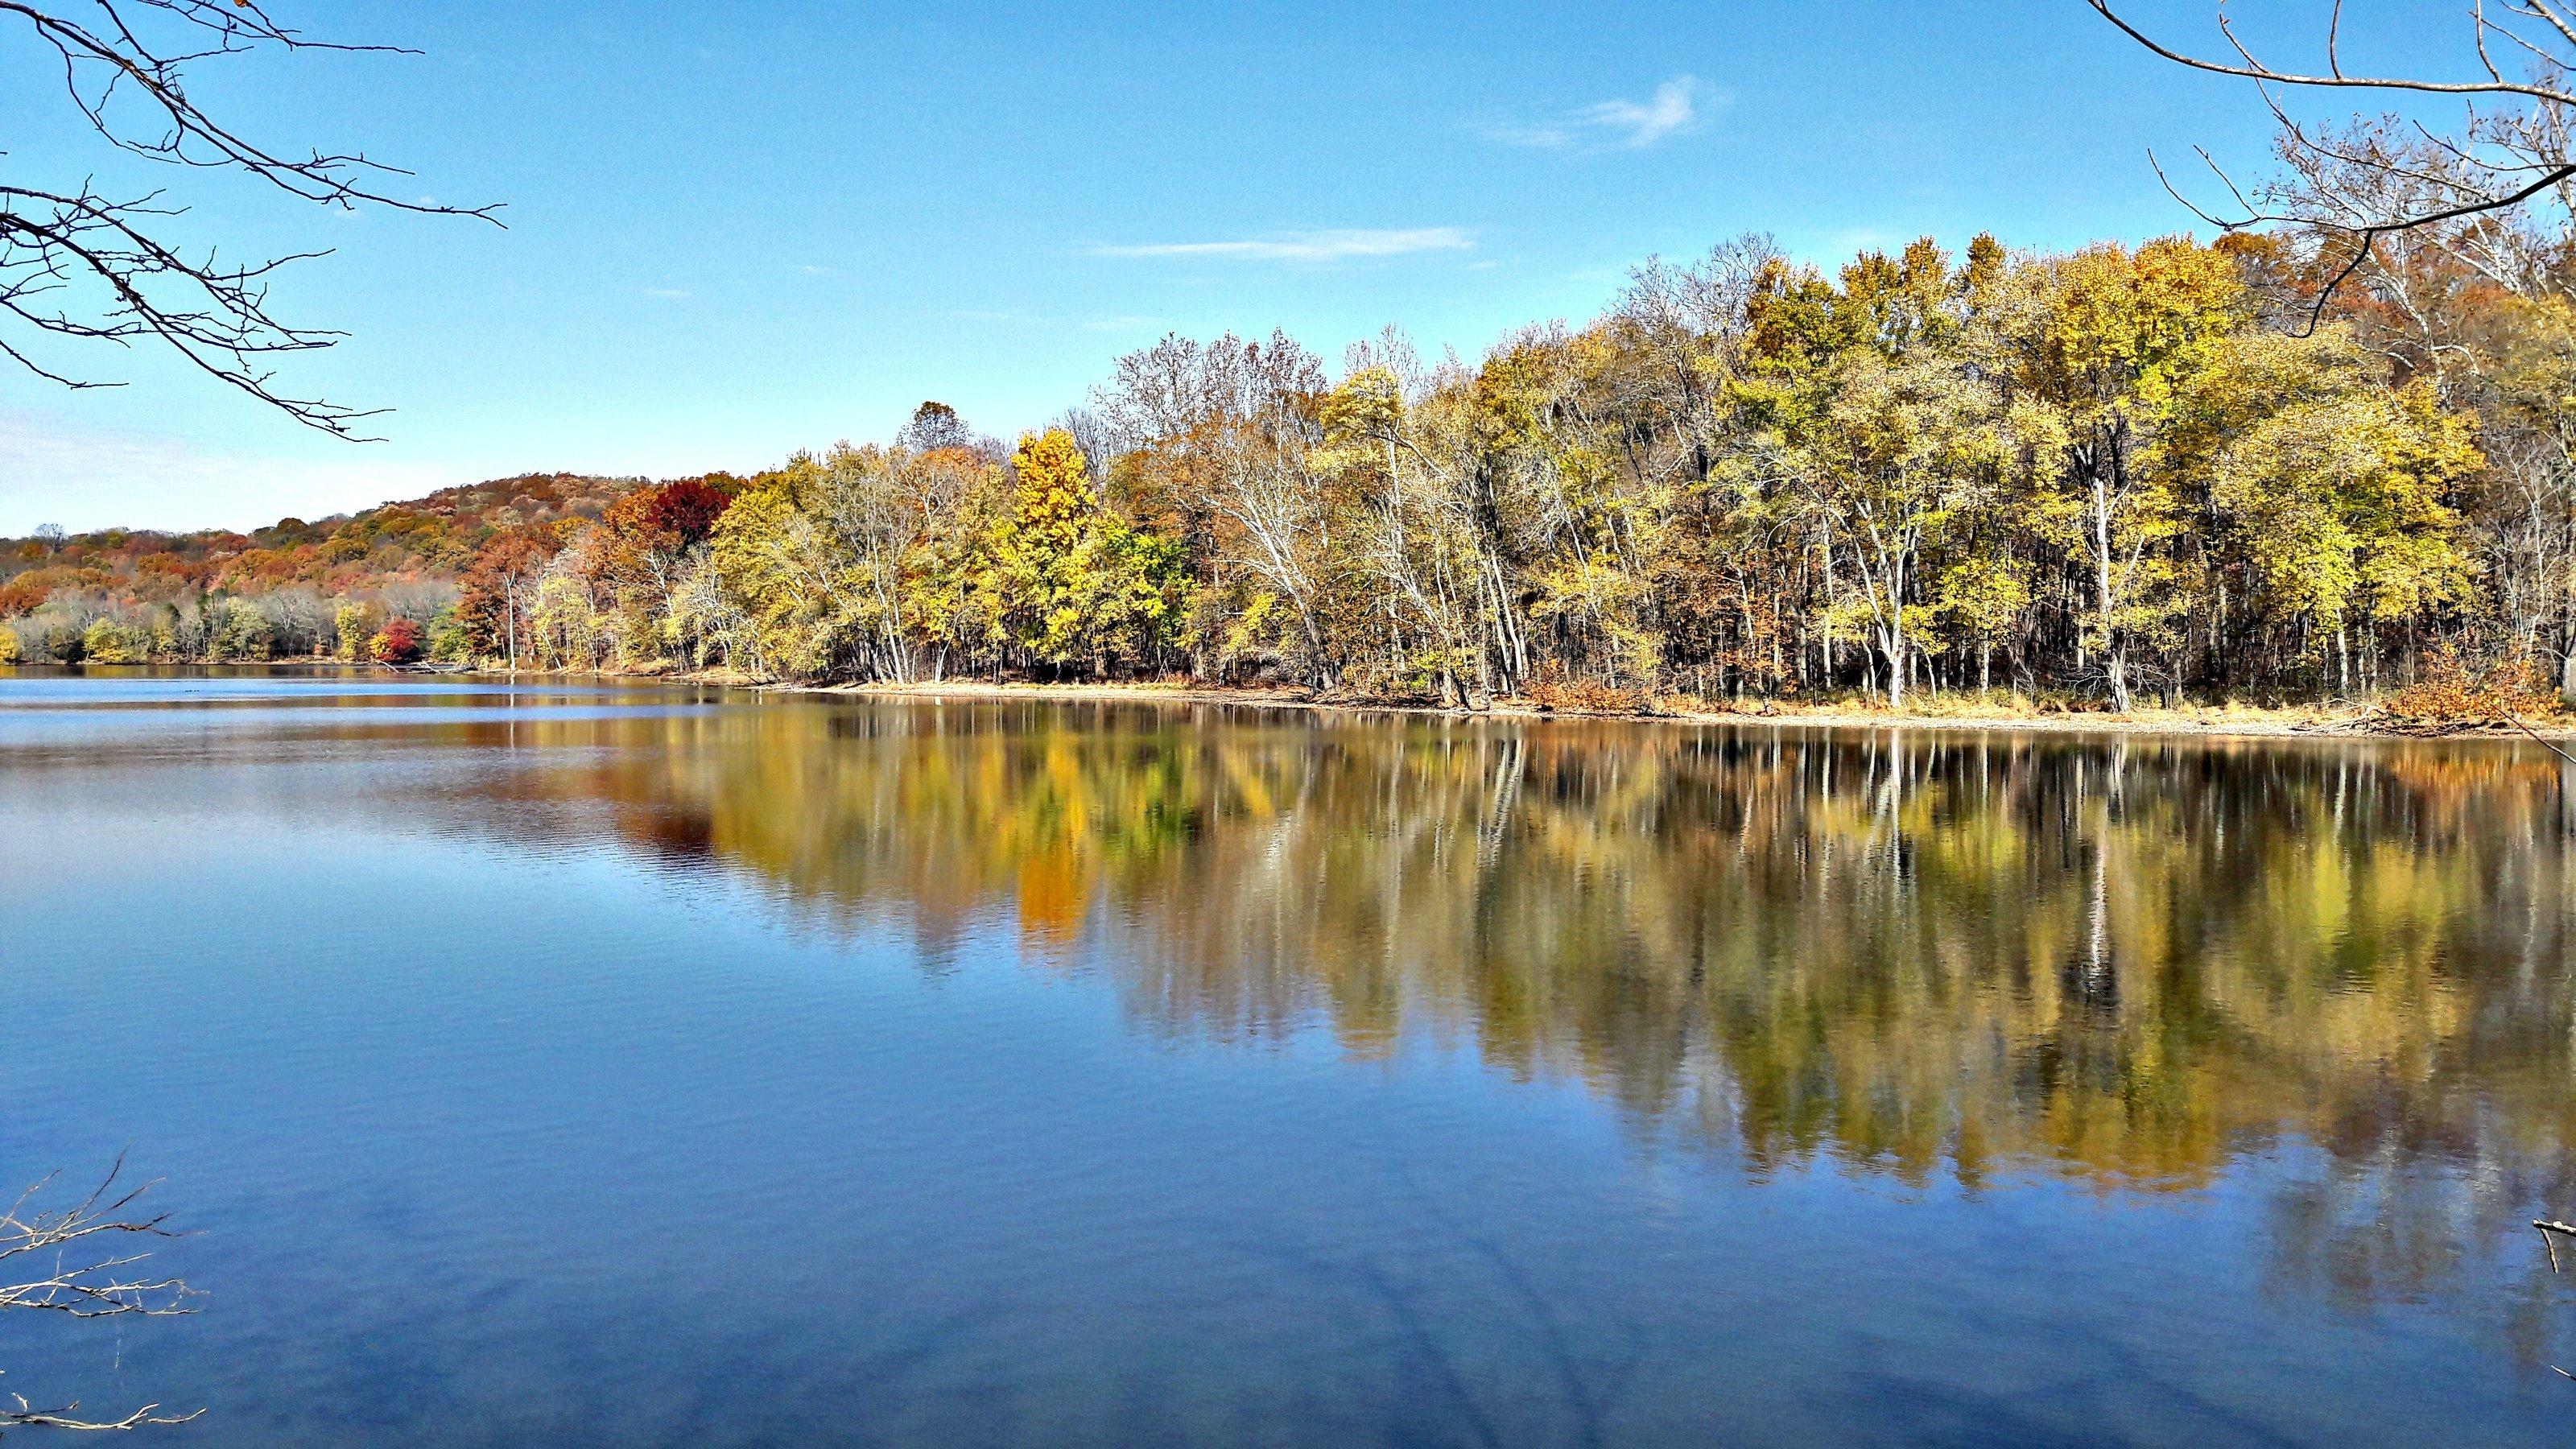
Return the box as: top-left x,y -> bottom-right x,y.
17,662 -> 2568,743
739,676 -> 2576,744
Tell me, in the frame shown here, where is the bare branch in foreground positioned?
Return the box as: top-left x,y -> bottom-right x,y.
0,2 -> 502,434
0,1157 -> 201,1432
2087,2 -> 2576,323
1,1392 -> 204,1434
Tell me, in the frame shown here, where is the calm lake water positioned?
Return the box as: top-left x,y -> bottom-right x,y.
6,670 -> 2576,1445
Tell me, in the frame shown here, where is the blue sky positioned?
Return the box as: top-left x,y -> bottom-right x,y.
0,1 -> 2466,532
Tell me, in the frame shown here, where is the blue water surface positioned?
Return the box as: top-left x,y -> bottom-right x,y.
3,668 -> 2572,1446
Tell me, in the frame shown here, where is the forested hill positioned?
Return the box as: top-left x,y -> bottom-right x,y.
1,472 -> 644,605
0,471 -> 747,665
0,473 -> 646,616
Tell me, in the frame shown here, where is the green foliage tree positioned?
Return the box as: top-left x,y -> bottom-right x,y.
705,473 -> 840,679
209,599 -> 274,662
2009,238 -> 2246,709
333,602 -> 385,663
2165,328 -> 2482,692
1796,349 -> 2007,708
80,617 -> 150,664
427,605 -> 473,664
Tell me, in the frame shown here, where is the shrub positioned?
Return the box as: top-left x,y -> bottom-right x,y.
1527,675 -> 1657,715
2382,644 -> 2556,728
0,626 -> 19,665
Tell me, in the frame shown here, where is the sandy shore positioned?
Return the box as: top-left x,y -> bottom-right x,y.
741,676 -> 2576,745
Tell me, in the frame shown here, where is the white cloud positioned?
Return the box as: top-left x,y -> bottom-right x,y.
1091,228 -> 1472,262
1587,77 -> 1703,147
1488,76 -> 1713,151
642,287 -> 693,299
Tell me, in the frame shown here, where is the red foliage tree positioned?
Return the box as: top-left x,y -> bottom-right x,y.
456,526 -> 564,663
371,617 -> 426,665
583,479 -> 739,632
643,479 -> 733,546
0,577 -> 48,617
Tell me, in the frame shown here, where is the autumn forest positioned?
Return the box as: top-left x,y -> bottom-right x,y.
7,205 -> 2573,717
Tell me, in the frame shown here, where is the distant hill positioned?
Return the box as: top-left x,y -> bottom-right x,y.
0,473 -> 647,616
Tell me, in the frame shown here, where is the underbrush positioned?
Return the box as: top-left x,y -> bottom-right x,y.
2377,647 -> 2563,732
1526,676 -> 1660,715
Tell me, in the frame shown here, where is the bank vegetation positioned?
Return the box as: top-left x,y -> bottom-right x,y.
14,195 -> 2576,726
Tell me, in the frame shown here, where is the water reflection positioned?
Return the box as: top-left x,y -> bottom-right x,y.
435,700 -> 2576,1208
13,678 -> 2576,1437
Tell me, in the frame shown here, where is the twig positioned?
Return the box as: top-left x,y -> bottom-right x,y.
2,1391 -> 204,1431
1,1159 -> 200,1431
2535,1217 -> 2576,1272
0,0 -> 500,431
2083,2 -> 2576,320
2505,713 -> 2576,765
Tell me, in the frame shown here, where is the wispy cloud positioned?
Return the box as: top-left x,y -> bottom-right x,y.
642,286 -> 693,299
1091,228 -> 1472,262
1589,76 -> 1704,147
1487,76 -> 1712,151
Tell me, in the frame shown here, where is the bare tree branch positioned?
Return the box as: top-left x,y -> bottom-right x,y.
2086,0 -> 2576,102
0,2 -> 501,436
0,1157 -> 201,1433
2087,1 -> 2576,323
1,1397 -> 204,1432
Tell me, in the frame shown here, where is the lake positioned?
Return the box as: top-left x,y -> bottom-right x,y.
4,671 -> 2574,1445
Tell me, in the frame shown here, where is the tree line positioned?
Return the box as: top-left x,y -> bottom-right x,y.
4,4 -> 2574,715
493,229 -> 2553,712
0,473 -> 647,667
14,221 -> 2576,713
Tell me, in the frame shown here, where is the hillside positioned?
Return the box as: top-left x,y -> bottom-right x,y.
0,471 -> 738,664
0,473 -> 646,615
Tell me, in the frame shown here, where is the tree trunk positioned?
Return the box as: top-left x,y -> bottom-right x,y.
2090,444 -> 2132,712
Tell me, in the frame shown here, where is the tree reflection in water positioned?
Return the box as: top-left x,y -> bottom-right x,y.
457,699 -> 2576,1328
